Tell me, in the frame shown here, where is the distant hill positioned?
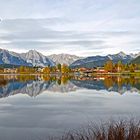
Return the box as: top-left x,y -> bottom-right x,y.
131,56 -> 140,64
70,52 -> 134,68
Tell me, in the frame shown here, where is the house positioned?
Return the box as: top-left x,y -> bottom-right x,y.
93,68 -> 108,73
4,68 -> 18,73
78,68 -> 93,72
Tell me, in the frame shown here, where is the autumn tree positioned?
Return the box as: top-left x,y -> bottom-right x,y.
117,61 -> 124,72
124,64 -> 129,71
50,66 -> 56,73
61,64 -> 70,73
43,67 -> 50,74
19,66 -> 25,73
129,64 -> 136,72
57,64 -> 61,72
104,60 -> 113,72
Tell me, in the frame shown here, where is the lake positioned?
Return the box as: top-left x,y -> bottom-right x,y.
0,75 -> 140,140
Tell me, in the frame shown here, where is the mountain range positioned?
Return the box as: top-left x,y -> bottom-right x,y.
0,48 -> 139,68
0,79 -> 80,98
70,52 -> 136,68
0,49 -> 55,67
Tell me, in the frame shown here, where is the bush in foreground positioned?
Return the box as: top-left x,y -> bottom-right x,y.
51,120 -> 140,140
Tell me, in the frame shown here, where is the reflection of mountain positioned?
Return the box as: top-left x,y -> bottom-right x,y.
0,79 -> 80,98
0,80 -> 52,98
71,79 -> 140,94
47,81 -> 80,93
71,79 -> 107,90
0,76 -> 140,99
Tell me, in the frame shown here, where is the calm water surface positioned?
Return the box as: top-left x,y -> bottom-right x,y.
0,75 -> 140,140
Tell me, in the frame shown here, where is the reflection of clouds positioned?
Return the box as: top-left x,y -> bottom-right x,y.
0,104 -> 12,109
0,89 -> 140,140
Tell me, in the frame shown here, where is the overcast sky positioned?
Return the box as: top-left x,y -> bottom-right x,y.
0,0 -> 140,56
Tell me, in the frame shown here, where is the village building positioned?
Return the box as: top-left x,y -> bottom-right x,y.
4,68 -> 18,73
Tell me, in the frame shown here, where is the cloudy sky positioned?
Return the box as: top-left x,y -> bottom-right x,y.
0,0 -> 140,56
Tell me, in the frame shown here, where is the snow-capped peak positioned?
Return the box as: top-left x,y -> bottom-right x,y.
0,49 -> 55,67
21,50 -> 55,67
117,51 -> 127,58
48,53 -> 83,65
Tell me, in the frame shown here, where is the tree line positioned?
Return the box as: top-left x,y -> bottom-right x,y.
0,61 -> 140,74
104,60 -> 140,73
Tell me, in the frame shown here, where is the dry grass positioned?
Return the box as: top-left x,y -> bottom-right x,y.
50,119 -> 140,140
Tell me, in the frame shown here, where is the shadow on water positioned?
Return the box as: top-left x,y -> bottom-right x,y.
0,75 -> 140,98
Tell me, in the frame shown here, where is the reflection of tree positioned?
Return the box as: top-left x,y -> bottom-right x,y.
18,75 -> 36,82
61,75 -> 70,85
41,75 -> 72,85
0,75 -> 16,87
50,76 -> 57,81
104,77 -> 114,89
54,75 -> 72,85
57,79 -> 61,85
116,76 -> 124,88
0,79 -> 8,87
42,75 -> 51,81
129,76 -> 135,86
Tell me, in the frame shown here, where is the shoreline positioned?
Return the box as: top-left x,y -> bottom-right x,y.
0,72 -> 140,76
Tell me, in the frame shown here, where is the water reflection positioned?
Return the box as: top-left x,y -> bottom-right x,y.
0,75 -> 140,98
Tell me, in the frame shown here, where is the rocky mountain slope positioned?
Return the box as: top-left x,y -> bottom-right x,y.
20,50 -> 55,67
0,49 -> 55,67
0,49 -> 28,66
70,52 -> 134,68
48,53 -> 83,65
131,55 -> 140,64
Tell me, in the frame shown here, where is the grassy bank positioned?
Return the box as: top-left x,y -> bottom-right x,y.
51,120 -> 140,140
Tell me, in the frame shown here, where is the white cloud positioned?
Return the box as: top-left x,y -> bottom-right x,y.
0,0 -> 140,56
